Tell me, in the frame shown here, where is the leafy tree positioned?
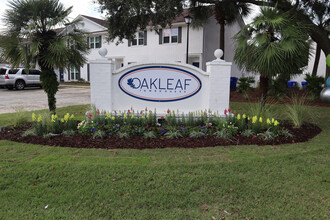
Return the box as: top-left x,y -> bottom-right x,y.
96,0 -> 329,77
0,0 -> 89,113
299,0 -> 329,76
233,7 -> 310,99
96,0 -> 250,58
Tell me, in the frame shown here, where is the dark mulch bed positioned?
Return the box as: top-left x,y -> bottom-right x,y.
0,122 -> 322,150
230,89 -> 330,107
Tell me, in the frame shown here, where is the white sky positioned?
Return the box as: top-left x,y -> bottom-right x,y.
0,0 -> 103,32
0,0 -> 260,32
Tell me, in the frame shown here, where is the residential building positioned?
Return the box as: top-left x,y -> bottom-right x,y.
60,13 -> 327,87
60,12 -> 246,82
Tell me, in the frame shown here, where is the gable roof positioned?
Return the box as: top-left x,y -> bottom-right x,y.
80,9 -> 191,30
81,15 -> 107,27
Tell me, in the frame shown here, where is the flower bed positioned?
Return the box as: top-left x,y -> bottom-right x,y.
0,108 -> 322,149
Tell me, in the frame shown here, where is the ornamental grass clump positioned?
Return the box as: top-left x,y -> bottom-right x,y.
284,94 -> 318,128
13,106 -> 29,127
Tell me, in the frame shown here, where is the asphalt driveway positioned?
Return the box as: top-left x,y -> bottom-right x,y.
0,85 -> 90,114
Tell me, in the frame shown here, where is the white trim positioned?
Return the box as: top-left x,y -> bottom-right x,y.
113,62 -> 209,76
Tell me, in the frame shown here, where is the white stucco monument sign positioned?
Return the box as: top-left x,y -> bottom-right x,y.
90,49 -> 231,115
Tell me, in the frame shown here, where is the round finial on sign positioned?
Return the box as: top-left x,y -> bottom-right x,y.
214,49 -> 223,60
99,48 -> 108,57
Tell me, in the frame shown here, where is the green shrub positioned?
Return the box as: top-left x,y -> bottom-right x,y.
164,130 -> 183,139
118,131 -> 129,139
278,129 -> 293,138
189,131 -> 205,138
305,74 -> 324,98
258,129 -> 276,140
62,130 -> 76,137
93,130 -> 107,139
214,129 -> 232,139
270,78 -> 287,98
144,131 -> 157,139
241,129 -> 254,137
21,129 -> 37,137
237,77 -> 255,93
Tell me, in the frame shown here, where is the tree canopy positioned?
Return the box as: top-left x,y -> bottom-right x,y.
96,0 -> 329,76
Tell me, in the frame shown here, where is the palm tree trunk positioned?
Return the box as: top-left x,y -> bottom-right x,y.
220,19 -> 225,59
39,69 -> 59,114
312,44 -> 321,76
259,75 -> 269,102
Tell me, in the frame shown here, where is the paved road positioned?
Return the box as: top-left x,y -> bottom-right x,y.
0,85 -> 90,114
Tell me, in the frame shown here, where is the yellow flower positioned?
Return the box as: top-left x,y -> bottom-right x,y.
252,116 -> 257,124
141,116 -> 145,119
259,117 -> 263,123
64,113 -> 70,122
70,114 -> 74,119
51,114 -> 58,123
37,115 -> 42,122
61,119 -> 64,123
123,114 -> 127,119
146,114 -> 150,118
131,114 -> 134,119
242,114 -> 246,119
274,120 -> 279,126
237,114 -> 241,120
272,118 -> 275,123
267,119 -> 271,125
111,116 -> 115,120
106,112 -> 111,119
32,113 -> 36,122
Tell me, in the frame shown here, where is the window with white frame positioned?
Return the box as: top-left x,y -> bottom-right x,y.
90,36 -> 101,49
163,28 -> 178,44
70,66 -> 80,81
132,32 -> 145,46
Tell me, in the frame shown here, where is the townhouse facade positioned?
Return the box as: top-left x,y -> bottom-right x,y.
59,13 -> 328,87
60,13 -> 246,82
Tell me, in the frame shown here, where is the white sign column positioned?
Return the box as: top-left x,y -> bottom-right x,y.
206,49 -> 232,113
89,48 -> 114,112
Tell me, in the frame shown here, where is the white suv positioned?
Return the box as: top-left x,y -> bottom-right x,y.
5,68 -> 42,90
0,68 -> 9,88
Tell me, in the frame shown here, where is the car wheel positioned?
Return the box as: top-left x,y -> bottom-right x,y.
15,80 -> 25,90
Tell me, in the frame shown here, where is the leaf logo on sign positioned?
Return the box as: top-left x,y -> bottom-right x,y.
127,78 -> 139,89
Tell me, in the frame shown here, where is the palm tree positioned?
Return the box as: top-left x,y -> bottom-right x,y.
234,7 -> 310,100
190,0 -> 250,59
0,0 -> 89,113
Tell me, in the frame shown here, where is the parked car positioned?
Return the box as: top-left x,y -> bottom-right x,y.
0,68 -> 9,88
5,68 -> 42,90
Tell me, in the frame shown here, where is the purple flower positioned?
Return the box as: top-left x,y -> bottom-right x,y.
109,133 -> 113,136
91,127 -> 96,132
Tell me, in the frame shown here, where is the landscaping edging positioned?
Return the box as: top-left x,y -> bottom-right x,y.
0,123 -> 322,150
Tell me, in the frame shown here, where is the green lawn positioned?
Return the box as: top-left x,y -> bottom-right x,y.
0,103 -> 329,219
